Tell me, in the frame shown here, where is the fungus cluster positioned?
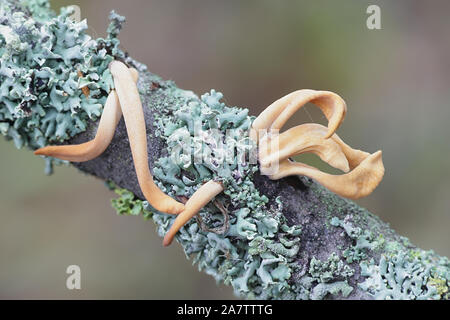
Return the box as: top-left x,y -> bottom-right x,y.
253,89 -> 384,200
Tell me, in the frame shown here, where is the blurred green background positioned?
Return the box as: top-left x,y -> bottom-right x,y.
1,0 -> 449,299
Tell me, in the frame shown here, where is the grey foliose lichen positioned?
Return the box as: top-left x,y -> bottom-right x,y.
309,252 -> 354,283
0,0 -> 125,172
293,252 -> 355,300
359,252 -> 443,300
331,215 -> 449,299
330,215 -> 384,264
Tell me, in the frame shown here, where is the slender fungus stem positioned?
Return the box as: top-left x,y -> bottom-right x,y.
259,123 -> 350,173
36,62 -> 184,214
270,151 -> 384,199
163,180 -> 224,246
34,67 -> 139,161
34,91 -> 119,161
109,60 -> 184,214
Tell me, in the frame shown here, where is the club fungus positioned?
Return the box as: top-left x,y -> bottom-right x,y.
34,61 -> 184,214
163,180 -> 224,246
258,123 -> 350,173
250,89 -> 347,141
254,90 -> 384,199
35,67 -> 138,162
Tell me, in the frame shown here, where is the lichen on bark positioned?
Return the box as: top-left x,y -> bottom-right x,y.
1,0 -> 448,300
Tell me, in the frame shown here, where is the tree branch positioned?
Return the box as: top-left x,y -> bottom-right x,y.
1,0 -> 448,300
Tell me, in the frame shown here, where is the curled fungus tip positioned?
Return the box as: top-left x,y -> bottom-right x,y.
270,151 -> 384,199
255,90 -> 384,199
251,89 -> 347,141
259,123 -> 350,174
163,180 -> 224,246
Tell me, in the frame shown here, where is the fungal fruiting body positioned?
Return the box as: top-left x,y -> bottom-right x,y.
258,123 -> 351,173
254,89 -> 384,199
35,68 -> 138,162
271,151 -> 384,199
109,61 -> 184,214
34,61 -> 184,215
163,180 -> 224,246
250,89 -> 347,141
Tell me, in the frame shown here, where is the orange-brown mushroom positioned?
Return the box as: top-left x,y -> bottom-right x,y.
163,180 -> 224,246
259,123 -> 350,174
35,61 -> 184,215
109,61 -> 184,214
269,151 -> 384,199
34,68 -> 139,162
250,89 -> 347,141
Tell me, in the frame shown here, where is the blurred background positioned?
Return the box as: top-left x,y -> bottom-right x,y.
0,0 -> 449,299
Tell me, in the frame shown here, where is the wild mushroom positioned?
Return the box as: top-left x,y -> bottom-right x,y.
250,89 -> 347,141
163,180 -> 224,246
259,123 -> 350,174
35,67 -> 139,162
270,151 -> 384,199
253,90 -> 384,199
35,61 -> 184,214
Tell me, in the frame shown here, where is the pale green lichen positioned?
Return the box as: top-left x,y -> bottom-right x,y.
330,216 -> 384,263
292,252 -> 355,300
309,252 -> 354,283
310,281 -> 354,300
330,214 -> 449,300
428,277 -> 448,298
20,0 -> 53,22
358,252 -> 448,300
0,0 -> 125,173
